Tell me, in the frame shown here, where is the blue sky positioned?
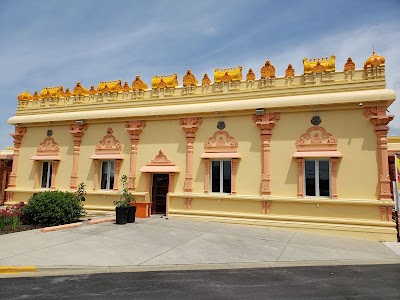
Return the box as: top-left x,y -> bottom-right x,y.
0,0 -> 399,149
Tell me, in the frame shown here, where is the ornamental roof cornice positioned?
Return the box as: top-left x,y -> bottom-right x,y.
15,53 -> 389,114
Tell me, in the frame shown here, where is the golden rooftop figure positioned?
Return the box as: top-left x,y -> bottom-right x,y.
182,70 -> 198,86
260,60 -> 276,78
303,55 -> 336,74
364,51 -> 385,69
97,80 -> 123,93
73,82 -> 90,96
214,66 -> 242,83
151,74 -> 178,89
132,75 -> 148,91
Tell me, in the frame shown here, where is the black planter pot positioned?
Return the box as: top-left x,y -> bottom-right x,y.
127,206 -> 137,223
115,207 -> 128,225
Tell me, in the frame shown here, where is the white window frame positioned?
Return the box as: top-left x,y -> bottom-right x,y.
304,159 -> 331,197
210,159 -> 231,194
100,160 -> 115,190
41,161 -> 52,189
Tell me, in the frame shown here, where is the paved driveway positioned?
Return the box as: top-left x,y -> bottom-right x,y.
0,216 -> 399,269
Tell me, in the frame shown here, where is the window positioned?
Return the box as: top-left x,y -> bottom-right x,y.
100,160 -> 115,190
211,160 -> 231,193
304,159 -> 330,197
41,161 -> 52,188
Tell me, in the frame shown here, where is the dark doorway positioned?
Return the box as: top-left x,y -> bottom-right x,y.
151,174 -> 169,214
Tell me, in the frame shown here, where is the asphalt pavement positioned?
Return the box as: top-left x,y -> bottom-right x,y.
1,264 -> 400,299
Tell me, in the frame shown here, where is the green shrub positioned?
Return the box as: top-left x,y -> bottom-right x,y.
22,191 -> 85,227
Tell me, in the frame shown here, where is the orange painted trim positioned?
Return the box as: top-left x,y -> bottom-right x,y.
133,202 -> 152,218
292,151 -> 342,158
87,217 -> 115,224
200,152 -> 241,158
30,155 -> 61,160
140,166 -> 179,173
89,154 -> 124,160
41,222 -> 83,232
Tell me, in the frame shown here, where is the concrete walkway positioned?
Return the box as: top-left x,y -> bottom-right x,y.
0,215 -> 399,275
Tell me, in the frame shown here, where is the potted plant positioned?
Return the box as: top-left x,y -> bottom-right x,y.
113,175 -> 136,224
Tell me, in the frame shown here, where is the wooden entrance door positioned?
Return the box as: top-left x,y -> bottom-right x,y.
152,174 -> 169,214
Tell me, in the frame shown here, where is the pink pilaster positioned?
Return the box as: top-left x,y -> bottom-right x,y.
331,158 -> 339,199
93,160 -> 98,190
296,159 -> 304,197
34,160 -> 39,189
68,124 -> 87,190
114,160 -> 121,191
231,158 -> 238,194
253,113 -> 280,196
204,158 -> 210,193
125,121 -> 146,191
51,160 -> 60,189
8,126 -> 27,189
365,106 -> 394,200
180,117 -> 202,192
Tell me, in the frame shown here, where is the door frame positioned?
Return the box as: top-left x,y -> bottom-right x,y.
145,172 -> 176,216
151,173 -> 169,215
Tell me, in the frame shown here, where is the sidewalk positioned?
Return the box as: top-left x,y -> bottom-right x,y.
0,215 -> 399,277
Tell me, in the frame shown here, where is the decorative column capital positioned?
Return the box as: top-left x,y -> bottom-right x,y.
69,124 -> 87,145
180,117 -> 202,139
125,120 -> 146,139
253,112 -> 280,135
10,126 -> 27,148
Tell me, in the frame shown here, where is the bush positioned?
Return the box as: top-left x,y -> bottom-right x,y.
22,191 -> 85,227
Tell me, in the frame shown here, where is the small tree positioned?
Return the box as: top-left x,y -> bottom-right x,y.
113,175 -> 135,208
76,182 -> 86,202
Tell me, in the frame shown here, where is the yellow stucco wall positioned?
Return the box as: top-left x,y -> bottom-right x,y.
192,115 -> 261,195
16,125 -> 73,191
13,108 -> 380,202
270,109 -> 378,200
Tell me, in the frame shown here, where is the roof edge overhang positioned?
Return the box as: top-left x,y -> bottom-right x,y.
8,89 -> 396,125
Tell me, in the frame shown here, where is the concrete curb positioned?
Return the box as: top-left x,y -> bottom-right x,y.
87,217 -> 115,225
1,259 -> 400,278
41,222 -> 83,232
0,266 -> 36,274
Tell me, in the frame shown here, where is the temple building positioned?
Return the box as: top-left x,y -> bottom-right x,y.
7,52 -> 397,241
